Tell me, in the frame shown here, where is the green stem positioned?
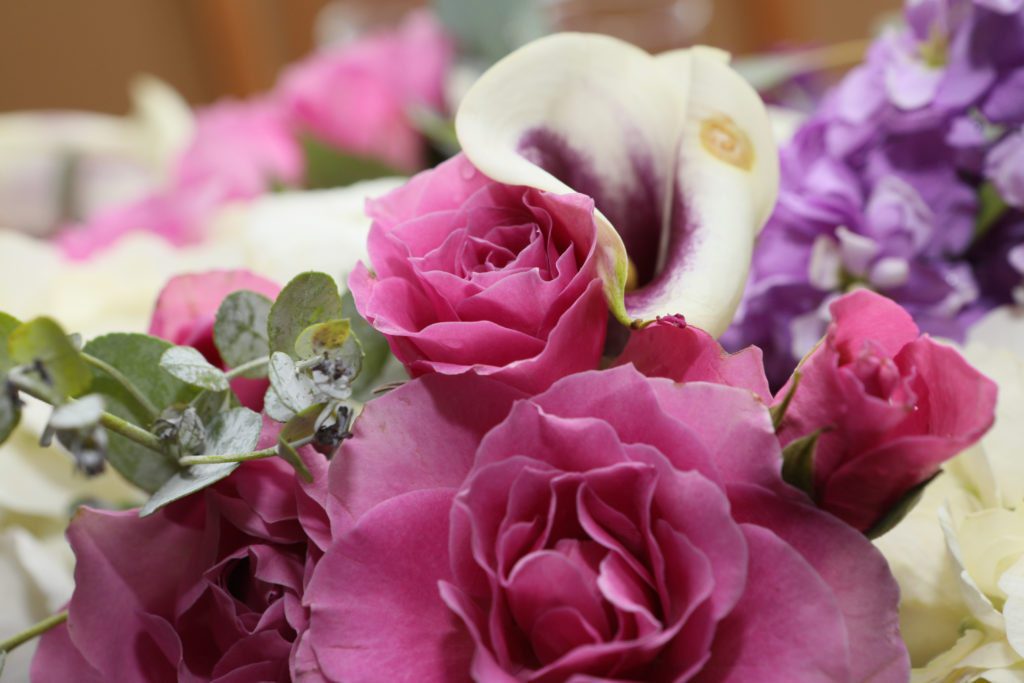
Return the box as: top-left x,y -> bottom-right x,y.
99,412 -> 166,454
0,611 -> 67,654
179,435 -> 314,466
10,375 -> 170,459
224,356 -> 269,380
82,352 -> 160,420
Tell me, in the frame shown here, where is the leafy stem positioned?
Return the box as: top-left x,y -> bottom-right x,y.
82,351 -> 160,421
224,355 -> 269,380
0,611 -> 68,654
179,435 -> 315,466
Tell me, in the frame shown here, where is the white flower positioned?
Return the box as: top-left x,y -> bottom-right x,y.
455,33 -> 779,334
877,305 -> 1024,682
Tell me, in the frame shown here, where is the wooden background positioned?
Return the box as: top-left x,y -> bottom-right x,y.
0,0 -> 900,114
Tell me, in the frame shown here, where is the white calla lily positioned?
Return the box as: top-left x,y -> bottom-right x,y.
455,33 -> 779,334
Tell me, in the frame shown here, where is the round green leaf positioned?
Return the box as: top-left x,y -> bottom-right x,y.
159,346 -> 230,392
214,290 -> 273,377
268,272 -> 344,357
295,319 -> 351,360
8,317 -> 91,398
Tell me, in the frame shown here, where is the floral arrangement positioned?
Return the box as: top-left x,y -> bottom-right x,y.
3,1 -> 1024,682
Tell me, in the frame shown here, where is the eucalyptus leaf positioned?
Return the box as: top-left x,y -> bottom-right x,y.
175,407 -> 206,455
8,317 -> 91,398
214,290 -> 273,377
48,394 -> 105,430
268,273 -> 344,357
139,462 -> 238,517
301,135 -> 401,190
295,320 -> 351,359
83,334 -> 196,493
160,346 -> 230,392
0,312 -> 21,372
0,381 -> 21,446
265,352 -> 320,422
780,430 -> 822,500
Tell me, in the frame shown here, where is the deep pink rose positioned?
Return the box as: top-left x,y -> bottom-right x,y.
305,367 -> 909,682
279,10 -> 453,172
614,314 -> 772,403
31,426 -> 330,682
149,270 -> 281,411
61,101 -> 302,258
350,153 -> 609,394
775,289 -> 998,531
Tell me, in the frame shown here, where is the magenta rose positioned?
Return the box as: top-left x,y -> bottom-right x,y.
279,10 -> 453,173
775,289 -> 998,532
350,153 -> 609,394
305,367 -> 909,682
149,270 -> 281,411
31,426 -> 330,682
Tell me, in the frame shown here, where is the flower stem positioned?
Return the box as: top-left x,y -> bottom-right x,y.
178,436 -> 314,466
224,356 -> 269,380
98,412 -> 166,454
82,352 -> 160,421
0,611 -> 67,654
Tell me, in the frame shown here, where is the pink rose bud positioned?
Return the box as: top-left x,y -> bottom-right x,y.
350,153 -> 609,393
149,270 -> 280,410
775,289 -> 998,532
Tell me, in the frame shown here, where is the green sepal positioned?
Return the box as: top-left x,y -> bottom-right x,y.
780,429 -> 822,500
865,472 -> 941,540
770,371 -> 802,431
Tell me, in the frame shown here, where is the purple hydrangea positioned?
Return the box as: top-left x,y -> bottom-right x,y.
726,0 -> 1024,387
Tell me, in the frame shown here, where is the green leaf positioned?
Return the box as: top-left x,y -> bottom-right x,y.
975,181 -> 1009,242
159,346 -> 229,392
139,407 -> 262,516
8,317 -> 91,397
214,290 -> 273,377
866,472 -> 941,540
301,135 -> 401,190
268,272 -> 344,357
265,352 -> 320,422
0,380 -> 21,446
770,372 -> 801,431
0,312 -> 21,372
278,403 -> 321,483
83,334 -> 196,493
780,429 -> 822,500
48,394 -> 104,430
295,319 -> 352,359
342,291 -> 399,401
432,0 -> 549,63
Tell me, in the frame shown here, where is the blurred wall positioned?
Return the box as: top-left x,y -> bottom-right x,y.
0,0 -> 900,114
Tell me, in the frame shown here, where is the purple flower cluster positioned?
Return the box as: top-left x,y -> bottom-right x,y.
725,0 -> 1024,386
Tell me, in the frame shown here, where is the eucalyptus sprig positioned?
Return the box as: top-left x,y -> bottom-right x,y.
0,271 -> 392,517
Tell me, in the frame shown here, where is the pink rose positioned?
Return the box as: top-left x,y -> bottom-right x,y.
149,270 -> 281,411
614,314 -> 772,402
32,427 -> 330,682
305,367 -> 909,681
279,11 -> 453,172
775,289 -> 998,532
61,101 -> 302,258
350,153 -> 609,394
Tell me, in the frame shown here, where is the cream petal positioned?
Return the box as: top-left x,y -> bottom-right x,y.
456,33 -> 778,333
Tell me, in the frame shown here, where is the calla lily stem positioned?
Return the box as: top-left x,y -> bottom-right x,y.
0,611 -> 68,654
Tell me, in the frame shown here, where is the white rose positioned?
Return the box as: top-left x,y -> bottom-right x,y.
877,306 -> 1024,682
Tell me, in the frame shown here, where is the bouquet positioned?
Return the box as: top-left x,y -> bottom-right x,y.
2,1 -> 1023,682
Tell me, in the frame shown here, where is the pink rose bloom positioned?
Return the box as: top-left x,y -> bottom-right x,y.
775,289 -> 998,532
32,429 -> 330,682
60,100 -> 302,258
279,10 -> 454,172
149,270 -> 281,411
614,314 -> 772,402
350,154 -> 609,394
305,367 -> 909,682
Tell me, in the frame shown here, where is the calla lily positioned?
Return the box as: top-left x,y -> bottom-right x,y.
455,33 -> 779,334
